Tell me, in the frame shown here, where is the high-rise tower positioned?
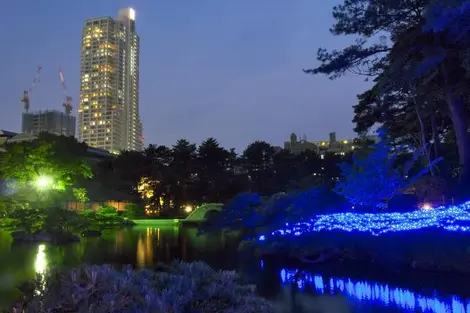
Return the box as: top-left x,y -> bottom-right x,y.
78,8 -> 143,153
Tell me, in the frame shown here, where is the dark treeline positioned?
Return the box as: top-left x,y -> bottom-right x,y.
95,138 -> 355,214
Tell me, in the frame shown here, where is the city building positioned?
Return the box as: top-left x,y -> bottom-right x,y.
284,132 -> 379,158
22,110 -> 76,137
283,133 -> 318,154
78,8 -> 143,154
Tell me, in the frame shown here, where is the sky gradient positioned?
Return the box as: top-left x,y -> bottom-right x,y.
0,0 -> 370,152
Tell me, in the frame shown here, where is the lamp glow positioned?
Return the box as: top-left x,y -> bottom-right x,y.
184,205 -> 193,213
421,203 -> 432,211
35,175 -> 53,190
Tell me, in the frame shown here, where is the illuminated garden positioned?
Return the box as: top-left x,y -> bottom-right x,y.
2,0 -> 470,311
2,113 -> 470,311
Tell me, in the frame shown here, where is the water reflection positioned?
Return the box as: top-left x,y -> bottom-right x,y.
280,269 -> 470,313
4,228 -> 469,313
136,228 -> 155,267
34,244 -> 47,274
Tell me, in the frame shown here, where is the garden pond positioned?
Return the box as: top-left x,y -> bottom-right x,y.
0,225 -> 469,313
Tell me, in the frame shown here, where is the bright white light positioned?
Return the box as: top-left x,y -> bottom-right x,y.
35,176 -> 53,190
129,8 -> 135,20
34,244 -> 47,274
184,205 -> 193,213
421,203 -> 433,211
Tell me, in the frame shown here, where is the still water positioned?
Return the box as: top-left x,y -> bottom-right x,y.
0,226 -> 469,313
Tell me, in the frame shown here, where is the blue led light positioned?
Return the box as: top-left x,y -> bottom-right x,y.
259,201 -> 470,240
280,269 -> 469,313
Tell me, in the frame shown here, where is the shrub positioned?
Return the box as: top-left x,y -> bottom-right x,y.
13,261 -> 274,313
5,206 -> 44,234
122,203 -> 144,219
42,207 -> 89,234
95,205 -> 123,226
97,205 -> 119,216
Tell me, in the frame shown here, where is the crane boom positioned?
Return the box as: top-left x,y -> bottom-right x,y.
59,68 -> 73,115
21,66 -> 42,112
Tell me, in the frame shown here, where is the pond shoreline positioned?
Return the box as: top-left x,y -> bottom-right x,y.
261,253 -> 470,296
2,227 -> 470,313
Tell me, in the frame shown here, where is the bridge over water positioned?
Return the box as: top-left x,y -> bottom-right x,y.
132,203 -> 223,226
184,203 -> 223,221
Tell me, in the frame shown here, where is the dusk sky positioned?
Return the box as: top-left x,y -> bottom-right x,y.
1,0 -> 370,151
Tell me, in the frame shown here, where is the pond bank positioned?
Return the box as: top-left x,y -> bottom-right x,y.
256,229 -> 470,274
11,231 -> 80,244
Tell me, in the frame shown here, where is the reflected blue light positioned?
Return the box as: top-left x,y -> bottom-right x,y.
259,201 -> 470,240
280,269 -> 469,313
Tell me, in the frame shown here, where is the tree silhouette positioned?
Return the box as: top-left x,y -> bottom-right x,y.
242,141 -> 276,195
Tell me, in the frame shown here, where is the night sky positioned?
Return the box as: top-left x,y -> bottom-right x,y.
1,0 -> 370,151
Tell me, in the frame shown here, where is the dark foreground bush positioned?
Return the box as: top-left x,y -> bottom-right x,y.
12,261 -> 274,313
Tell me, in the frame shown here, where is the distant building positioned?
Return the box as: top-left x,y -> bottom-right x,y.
284,133 -> 318,154
22,110 -> 76,137
284,132 -> 379,158
79,8 -> 143,153
310,132 -> 355,158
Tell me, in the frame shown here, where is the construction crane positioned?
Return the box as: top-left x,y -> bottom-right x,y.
21,66 -> 42,113
59,68 -> 73,115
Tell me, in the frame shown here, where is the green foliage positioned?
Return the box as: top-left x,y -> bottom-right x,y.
122,203 -> 143,219
78,206 -> 124,228
4,205 -> 89,235
4,206 -> 44,234
4,202 -> 124,235
72,188 -> 89,203
13,262 -> 274,313
97,205 -> 118,216
77,209 -> 96,220
0,197 -> 25,217
42,207 -> 89,234
0,134 -> 93,200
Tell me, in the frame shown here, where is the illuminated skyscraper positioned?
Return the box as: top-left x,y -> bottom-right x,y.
78,8 -> 143,153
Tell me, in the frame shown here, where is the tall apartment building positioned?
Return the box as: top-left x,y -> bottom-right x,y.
78,8 -> 143,153
22,110 -> 76,137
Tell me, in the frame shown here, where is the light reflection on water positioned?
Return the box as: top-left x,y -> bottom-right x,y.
3,229 -> 470,313
280,269 -> 469,313
34,244 -> 47,274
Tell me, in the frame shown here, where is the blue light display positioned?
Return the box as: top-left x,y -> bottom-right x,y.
280,269 -> 470,313
258,201 -> 470,241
